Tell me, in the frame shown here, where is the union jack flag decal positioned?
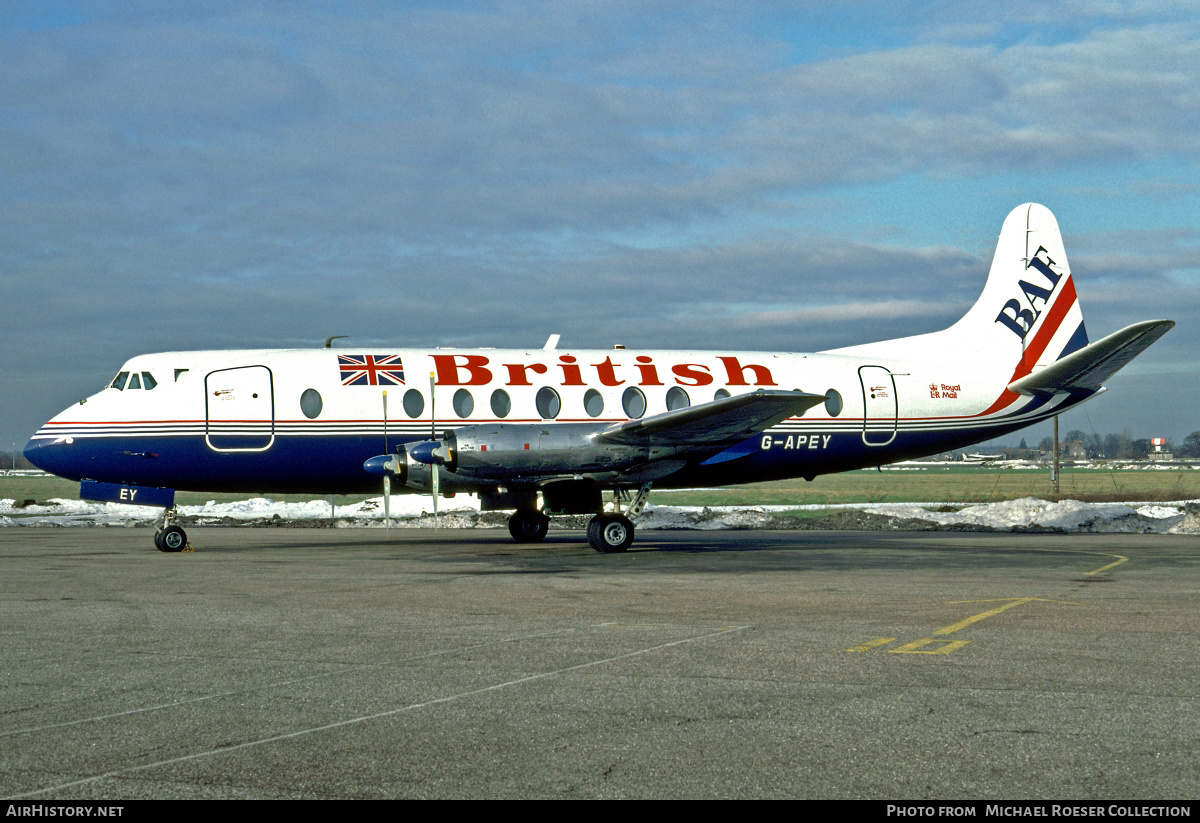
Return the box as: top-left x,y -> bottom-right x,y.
338,354 -> 406,386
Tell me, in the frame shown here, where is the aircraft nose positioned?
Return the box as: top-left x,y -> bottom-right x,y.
23,432 -> 80,479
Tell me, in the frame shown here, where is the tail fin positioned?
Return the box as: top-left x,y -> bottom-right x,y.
831,204 -> 1171,397
953,204 -> 1172,396
950,202 -> 1088,377
831,203 -> 1087,371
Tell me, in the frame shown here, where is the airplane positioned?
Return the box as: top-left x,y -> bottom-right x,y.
24,204 -> 1173,553
962,452 -> 1006,464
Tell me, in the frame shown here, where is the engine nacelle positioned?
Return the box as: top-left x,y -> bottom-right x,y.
363,447 -> 477,494
434,423 -> 652,479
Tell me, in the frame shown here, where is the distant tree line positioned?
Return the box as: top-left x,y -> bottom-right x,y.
1019,431 -> 1200,459
1,452 -> 35,471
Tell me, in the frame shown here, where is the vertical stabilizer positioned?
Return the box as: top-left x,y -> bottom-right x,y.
950,203 -> 1088,378
830,204 -> 1089,374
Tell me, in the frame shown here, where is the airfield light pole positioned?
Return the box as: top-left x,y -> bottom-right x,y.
1051,416 -> 1061,497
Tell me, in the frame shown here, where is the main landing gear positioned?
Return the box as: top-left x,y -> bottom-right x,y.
504,482 -> 653,553
586,482 -> 651,553
152,507 -> 190,553
586,512 -> 635,553
508,508 -> 550,542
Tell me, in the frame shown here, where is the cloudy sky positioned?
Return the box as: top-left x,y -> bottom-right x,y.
3,1 -> 1197,455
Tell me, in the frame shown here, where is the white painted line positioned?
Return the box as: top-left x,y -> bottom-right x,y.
0,627 -> 579,739
7,624 -> 750,799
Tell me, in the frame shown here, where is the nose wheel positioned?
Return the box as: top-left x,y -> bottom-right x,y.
152,508 -> 191,552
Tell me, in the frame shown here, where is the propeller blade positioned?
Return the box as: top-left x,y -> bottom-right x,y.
431,463 -> 440,529
383,473 -> 391,533
383,390 -> 390,534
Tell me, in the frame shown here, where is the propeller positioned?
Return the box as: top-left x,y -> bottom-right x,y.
363,375 -> 443,531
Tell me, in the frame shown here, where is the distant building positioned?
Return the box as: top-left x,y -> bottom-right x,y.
1150,437 -> 1173,461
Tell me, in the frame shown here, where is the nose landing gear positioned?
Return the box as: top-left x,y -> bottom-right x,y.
152,507 -> 191,553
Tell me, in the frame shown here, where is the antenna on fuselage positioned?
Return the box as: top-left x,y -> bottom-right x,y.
324,336 -> 347,348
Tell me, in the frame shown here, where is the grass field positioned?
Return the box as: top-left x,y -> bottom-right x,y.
4,465 -> 1198,509
652,466 -> 1200,506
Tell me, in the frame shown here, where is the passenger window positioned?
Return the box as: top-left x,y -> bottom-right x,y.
453,388 -> 474,418
824,389 -> 843,417
111,372 -> 129,391
142,372 -> 157,390
490,389 -> 511,418
301,389 -> 323,419
535,387 -> 561,419
665,386 -> 690,411
128,373 -> 142,390
403,389 -> 424,418
583,389 -> 604,418
714,388 -> 731,401
622,387 -> 646,419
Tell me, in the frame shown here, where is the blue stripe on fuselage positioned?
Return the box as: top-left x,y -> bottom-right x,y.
25,434 -> 401,494
25,393 -> 1084,495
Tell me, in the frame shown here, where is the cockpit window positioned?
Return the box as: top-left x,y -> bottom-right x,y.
109,370 -> 157,391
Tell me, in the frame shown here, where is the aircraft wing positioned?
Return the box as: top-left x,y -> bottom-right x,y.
598,390 -> 827,447
1008,319 -> 1174,396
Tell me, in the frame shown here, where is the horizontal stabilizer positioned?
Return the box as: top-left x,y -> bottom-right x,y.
600,390 -> 827,446
1007,320 -> 1174,396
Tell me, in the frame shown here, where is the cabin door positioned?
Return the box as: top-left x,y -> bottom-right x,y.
205,366 -> 275,452
858,366 -> 897,446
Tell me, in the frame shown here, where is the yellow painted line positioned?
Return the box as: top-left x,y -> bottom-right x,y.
1084,554 -> 1127,576
847,597 -> 1091,654
931,597 -> 1034,635
890,638 -> 971,655
935,597 -> 1092,637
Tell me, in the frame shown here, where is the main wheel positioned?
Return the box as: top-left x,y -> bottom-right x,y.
158,525 -> 188,553
508,509 -> 550,543
587,513 -> 634,553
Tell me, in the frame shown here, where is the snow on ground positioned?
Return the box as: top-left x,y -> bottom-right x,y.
863,498 -> 1200,534
2,495 -> 1199,534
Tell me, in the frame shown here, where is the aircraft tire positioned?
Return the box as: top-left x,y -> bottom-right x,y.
587,513 -> 634,553
153,529 -> 165,551
159,525 -> 188,553
508,509 -> 550,543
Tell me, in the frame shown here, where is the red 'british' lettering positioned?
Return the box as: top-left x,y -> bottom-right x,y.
591,356 -> 624,386
503,362 -> 548,385
671,363 -> 713,386
432,354 -> 492,385
429,353 -> 777,388
718,356 -> 776,386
